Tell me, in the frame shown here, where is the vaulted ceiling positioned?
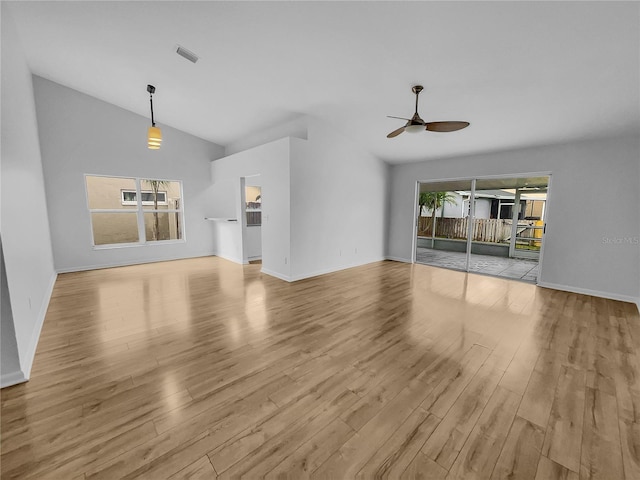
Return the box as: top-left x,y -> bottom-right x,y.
7,1 -> 639,163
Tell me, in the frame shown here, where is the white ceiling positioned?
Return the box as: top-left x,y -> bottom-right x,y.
7,1 -> 639,164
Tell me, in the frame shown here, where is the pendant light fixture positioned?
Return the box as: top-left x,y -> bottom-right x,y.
147,84 -> 162,150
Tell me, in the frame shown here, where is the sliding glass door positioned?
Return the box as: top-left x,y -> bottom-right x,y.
416,175 -> 549,283
416,180 -> 472,272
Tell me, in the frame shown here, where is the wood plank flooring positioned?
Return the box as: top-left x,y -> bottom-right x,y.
1,257 -> 639,479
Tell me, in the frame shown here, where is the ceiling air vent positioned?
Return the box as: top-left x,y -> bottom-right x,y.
176,45 -> 199,64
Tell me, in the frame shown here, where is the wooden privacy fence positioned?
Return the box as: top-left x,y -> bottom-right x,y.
418,217 -> 513,243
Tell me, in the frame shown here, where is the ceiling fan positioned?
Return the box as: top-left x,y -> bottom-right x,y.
387,85 -> 469,138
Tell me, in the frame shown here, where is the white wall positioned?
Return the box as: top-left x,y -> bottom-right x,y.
289,118 -> 388,280
210,138 -> 291,280
388,135 -> 640,303
208,178 -> 238,219
1,238 -> 21,385
1,7 -> 57,384
443,194 -> 465,218
246,227 -> 262,260
32,77 -> 225,272
225,116 -> 307,156
208,178 -> 243,263
474,198 -> 492,219
212,117 -> 388,282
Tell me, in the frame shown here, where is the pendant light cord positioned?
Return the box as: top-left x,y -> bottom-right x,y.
149,93 -> 156,127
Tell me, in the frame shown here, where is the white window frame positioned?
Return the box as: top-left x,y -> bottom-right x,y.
85,174 -> 185,249
121,189 -> 168,206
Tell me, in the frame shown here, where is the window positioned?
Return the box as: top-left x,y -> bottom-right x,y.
85,175 -> 184,247
245,185 -> 262,226
121,190 -> 167,206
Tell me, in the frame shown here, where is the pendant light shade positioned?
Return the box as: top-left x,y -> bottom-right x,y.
147,84 -> 162,150
148,126 -> 162,149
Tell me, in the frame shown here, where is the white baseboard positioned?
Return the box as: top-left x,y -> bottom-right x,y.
20,271 -> 57,380
260,267 -> 291,282
213,253 -> 244,265
55,252 -> 217,274
537,281 -> 640,306
288,258 -> 387,282
381,257 -> 639,310
262,259 -> 385,283
0,370 -> 27,389
385,256 -> 412,263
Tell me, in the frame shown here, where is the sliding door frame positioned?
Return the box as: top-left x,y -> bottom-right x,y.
411,180 -> 420,264
413,171 -> 553,284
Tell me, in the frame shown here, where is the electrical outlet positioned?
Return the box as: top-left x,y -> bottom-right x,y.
284,257 -> 287,264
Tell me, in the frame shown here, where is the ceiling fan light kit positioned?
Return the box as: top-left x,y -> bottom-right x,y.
387,85 -> 469,138
147,84 -> 162,150
404,125 -> 424,134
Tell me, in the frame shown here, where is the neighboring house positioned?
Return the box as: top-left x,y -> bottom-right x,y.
420,190 -> 546,220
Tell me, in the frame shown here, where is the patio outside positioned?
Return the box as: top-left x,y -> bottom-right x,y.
416,176 -> 548,283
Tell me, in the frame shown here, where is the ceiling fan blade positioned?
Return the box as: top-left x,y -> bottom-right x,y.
387,126 -> 406,138
387,116 -> 412,121
425,121 -> 470,132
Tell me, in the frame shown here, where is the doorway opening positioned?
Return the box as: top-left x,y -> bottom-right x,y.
415,175 -> 549,283
244,177 -> 262,264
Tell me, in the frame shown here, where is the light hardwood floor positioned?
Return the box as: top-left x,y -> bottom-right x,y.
1,257 -> 639,479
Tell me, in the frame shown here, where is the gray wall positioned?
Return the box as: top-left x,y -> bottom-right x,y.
388,135 -> 640,304
1,7 -> 57,384
33,77 -> 225,272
